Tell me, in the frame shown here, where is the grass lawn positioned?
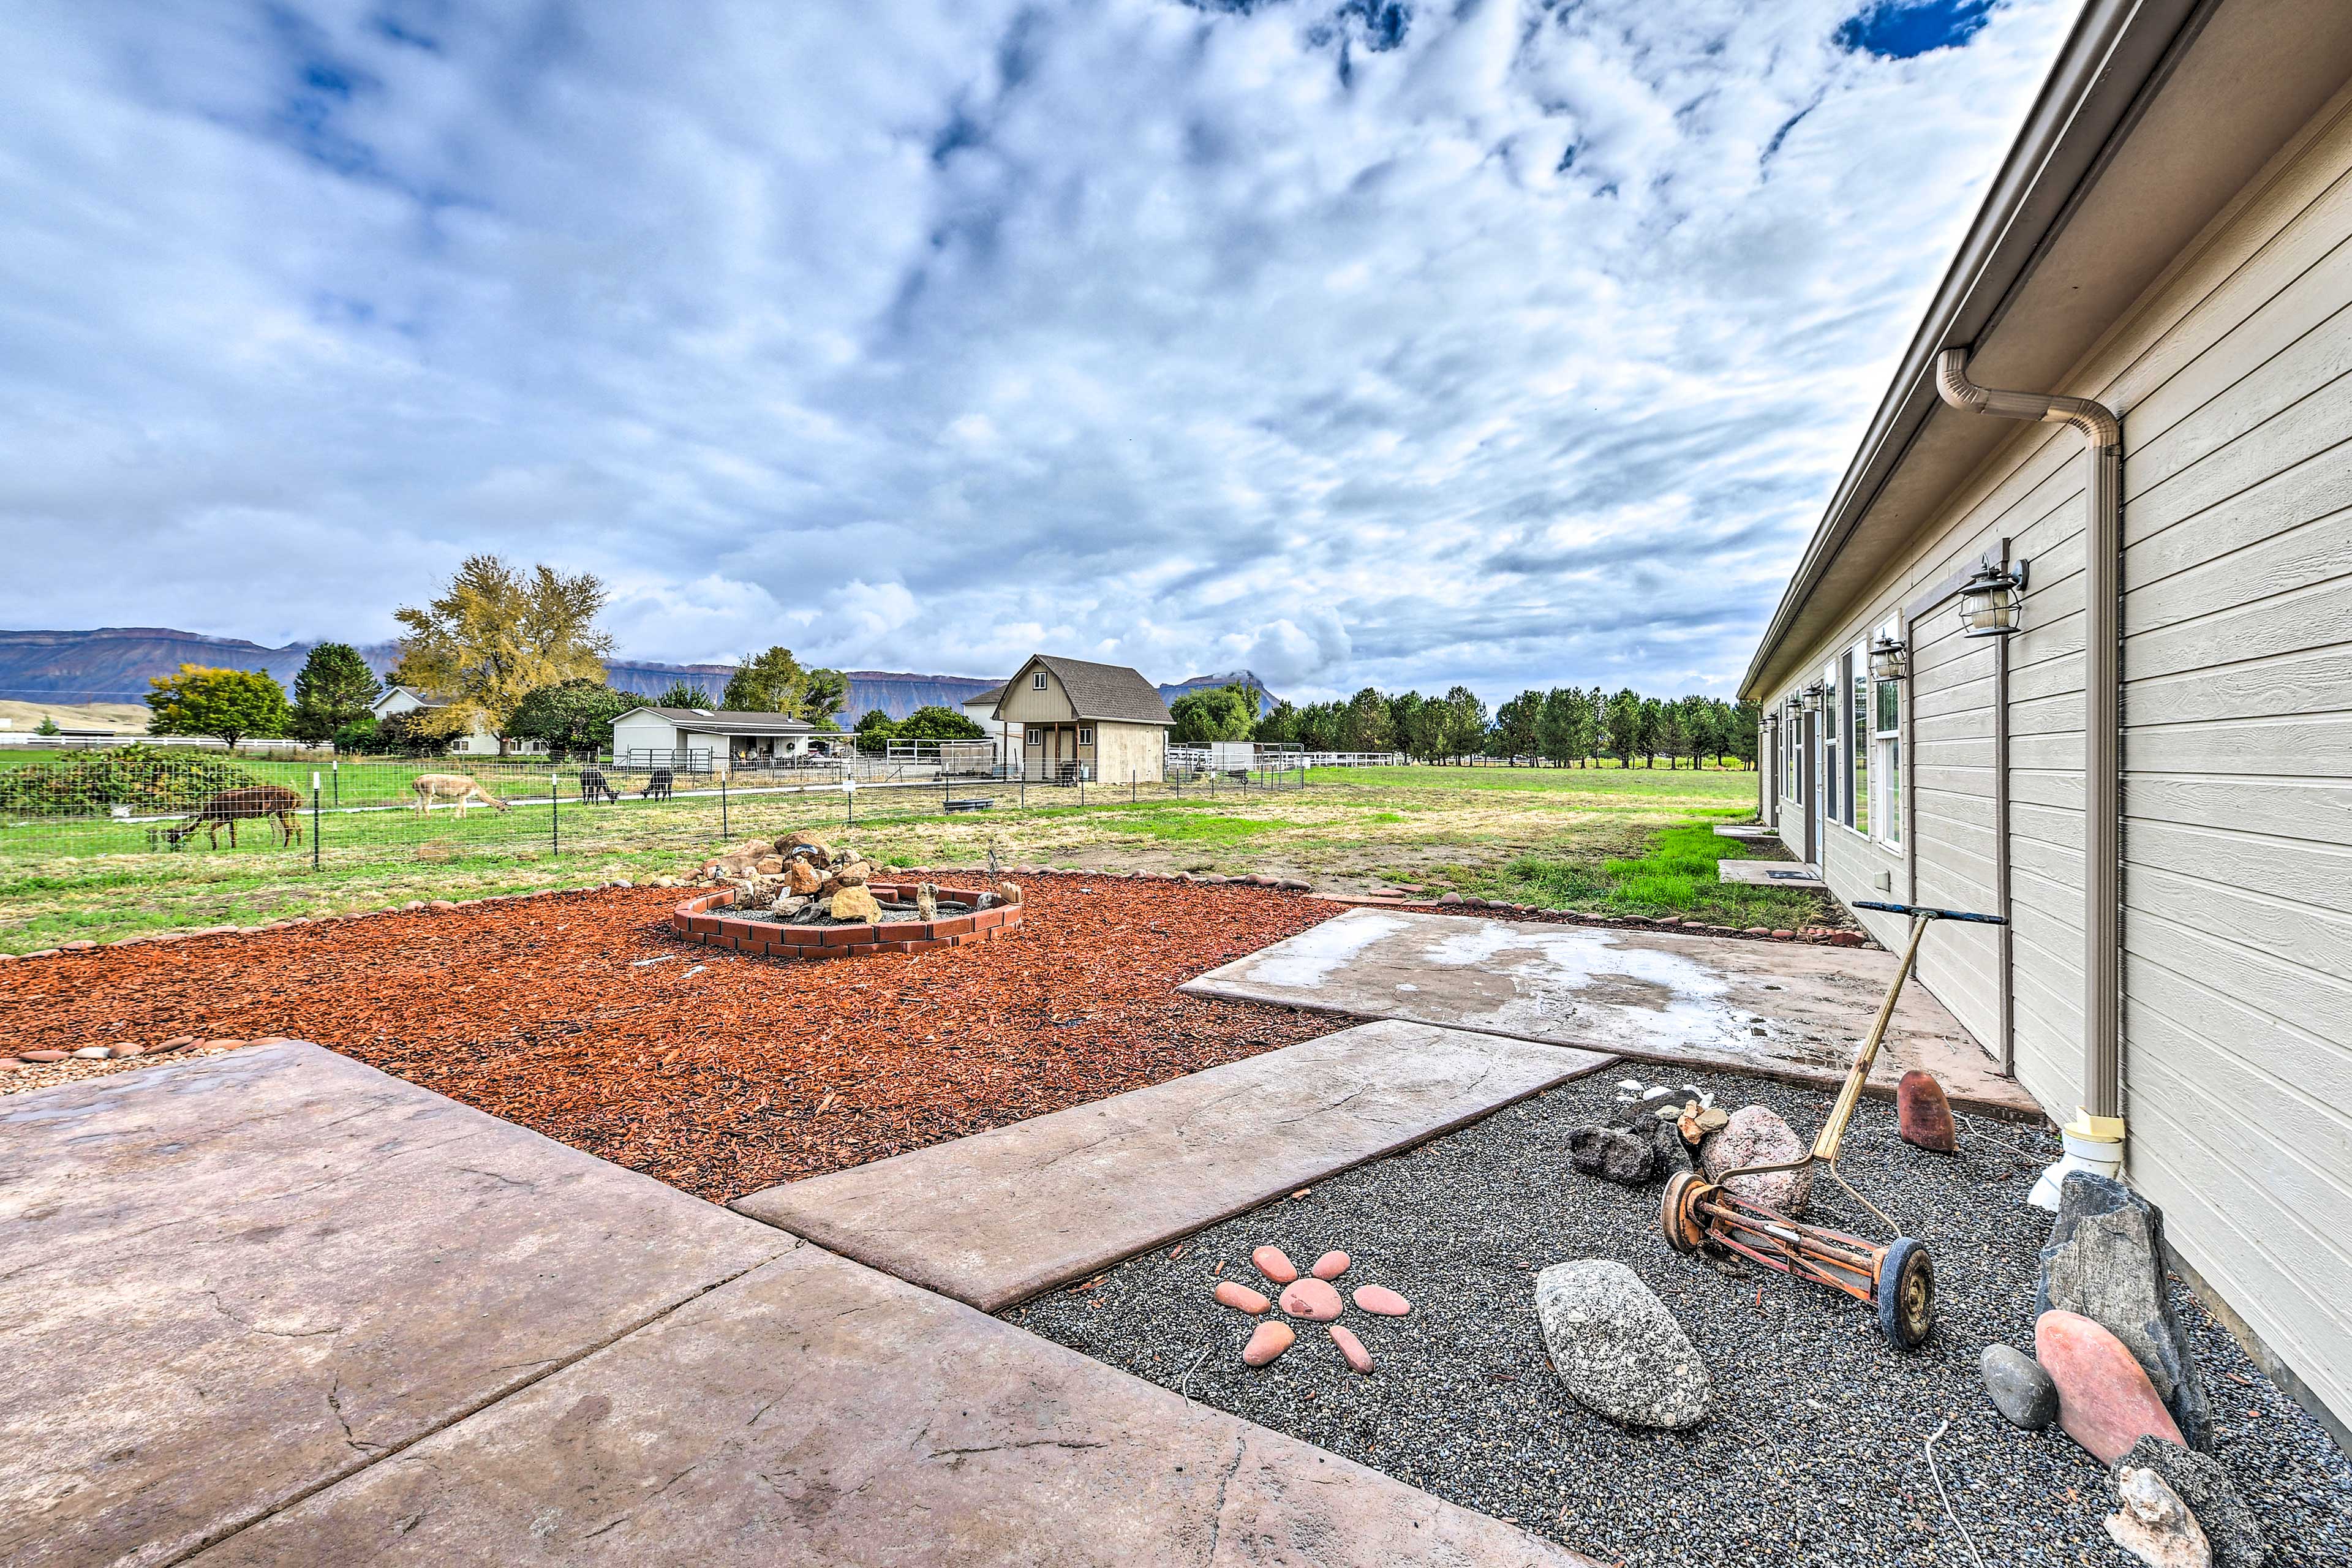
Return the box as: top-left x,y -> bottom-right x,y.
0,762 -> 1827,951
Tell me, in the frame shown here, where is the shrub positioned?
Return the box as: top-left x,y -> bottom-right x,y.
0,745 -> 265,815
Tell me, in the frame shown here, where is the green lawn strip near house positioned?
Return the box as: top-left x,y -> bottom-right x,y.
1430,821 -> 1825,929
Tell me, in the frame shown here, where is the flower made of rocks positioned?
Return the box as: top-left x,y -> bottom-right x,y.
1211,1245 -> 1412,1372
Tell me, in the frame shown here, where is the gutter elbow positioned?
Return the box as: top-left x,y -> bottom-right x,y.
1934,345 -> 2119,447
1934,347 -> 1989,413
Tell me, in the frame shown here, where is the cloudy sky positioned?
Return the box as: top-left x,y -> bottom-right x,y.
1,0 -> 2077,700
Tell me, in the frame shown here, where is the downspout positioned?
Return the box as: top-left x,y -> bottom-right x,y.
1934,347 -> 2125,1189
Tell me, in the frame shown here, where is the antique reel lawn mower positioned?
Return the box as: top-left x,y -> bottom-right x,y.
1659,900 -> 2006,1348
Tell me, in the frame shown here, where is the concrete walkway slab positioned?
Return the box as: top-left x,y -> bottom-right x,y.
192,1241 -> 1597,1567
734,1020 -> 1613,1311
1181,908 -> 2038,1117
1711,823 -> 1777,840
1717,858 -> 1824,888
0,1043 -> 793,1568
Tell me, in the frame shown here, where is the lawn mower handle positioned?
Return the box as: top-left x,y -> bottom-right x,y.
1852,900 -> 2007,925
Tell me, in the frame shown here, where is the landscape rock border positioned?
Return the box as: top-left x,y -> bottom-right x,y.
671,882 -> 1023,960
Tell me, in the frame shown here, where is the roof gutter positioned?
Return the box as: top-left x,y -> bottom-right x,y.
1933,345 -> 2126,1193
1739,0 -> 2207,699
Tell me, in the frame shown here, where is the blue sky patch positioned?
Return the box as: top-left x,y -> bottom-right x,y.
1836,0 -> 1994,59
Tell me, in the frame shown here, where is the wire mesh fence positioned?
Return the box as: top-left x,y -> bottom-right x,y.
0,745 -> 1311,876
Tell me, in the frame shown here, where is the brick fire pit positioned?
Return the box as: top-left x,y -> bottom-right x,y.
671,883 -> 1022,960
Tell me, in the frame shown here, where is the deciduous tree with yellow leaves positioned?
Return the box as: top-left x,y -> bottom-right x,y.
388,556 -> 612,753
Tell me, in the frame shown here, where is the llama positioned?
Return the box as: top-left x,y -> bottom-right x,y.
577,766 -> 620,803
165,786 -> 304,850
410,774 -> 511,816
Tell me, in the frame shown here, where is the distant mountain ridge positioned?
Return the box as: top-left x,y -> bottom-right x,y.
0,629 -> 1273,724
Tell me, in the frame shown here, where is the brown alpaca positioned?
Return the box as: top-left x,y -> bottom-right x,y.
411,774 -> 511,816
165,786 -> 304,850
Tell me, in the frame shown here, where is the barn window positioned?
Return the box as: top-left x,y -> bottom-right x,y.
1078,727 -> 1093,745
1033,671 -> 1048,690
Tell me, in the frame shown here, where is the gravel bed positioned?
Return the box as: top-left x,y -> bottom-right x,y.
1006,1071 -> 2351,1567
0,1038 -> 256,1096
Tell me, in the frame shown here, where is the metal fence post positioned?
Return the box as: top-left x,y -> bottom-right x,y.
552,770 -> 560,858
331,756 -> 339,807
1131,769 -> 1136,804
720,769 -> 729,839
310,773 -> 321,872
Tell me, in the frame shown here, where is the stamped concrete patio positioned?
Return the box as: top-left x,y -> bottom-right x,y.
3,1040 -> 1602,1567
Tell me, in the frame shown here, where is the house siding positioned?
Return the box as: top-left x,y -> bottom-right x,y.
1093,721 -> 1166,785
995,667 -> 1077,725
1758,87 -> 2352,1427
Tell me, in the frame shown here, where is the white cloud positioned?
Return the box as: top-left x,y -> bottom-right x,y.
0,0 -> 2073,701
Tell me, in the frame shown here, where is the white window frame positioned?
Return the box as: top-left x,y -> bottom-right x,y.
1025,726 -> 1046,745
1821,658 -> 1842,828
1077,726 -> 1093,745
1847,643 -> 1868,837
1872,617 -> 1903,849
1032,671 -> 1049,691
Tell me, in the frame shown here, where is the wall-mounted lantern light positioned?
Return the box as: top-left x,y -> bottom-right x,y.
1869,635 -> 1909,682
1958,559 -> 2029,638
1800,682 -> 1826,713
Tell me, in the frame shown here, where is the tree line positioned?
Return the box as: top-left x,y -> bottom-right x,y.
1173,681 -> 1760,768
139,555 -> 854,756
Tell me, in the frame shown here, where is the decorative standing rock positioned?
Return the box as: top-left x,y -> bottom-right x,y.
1213,1282 -> 1270,1315
1278,1278 -> 1343,1322
827,884 -> 883,924
1242,1321 -> 1295,1366
914,883 -> 939,921
1897,1070 -> 1959,1152
1329,1324 -> 1374,1374
1352,1285 -> 1411,1317
2106,1466 -> 2212,1568
2038,1172 -> 2212,1450
996,881 -> 1023,907
1251,1246 -> 1298,1285
2113,1438 -> 2267,1568
1533,1261 -> 1712,1430
1569,1125 -> 1656,1185
2037,1310 -> 2185,1465
1980,1343 -> 2060,1430
1311,1251 -> 1350,1281
785,859 -> 825,895
1698,1105 -> 1814,1216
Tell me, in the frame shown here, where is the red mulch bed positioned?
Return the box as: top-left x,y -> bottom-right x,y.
0,876 -> 1344,1202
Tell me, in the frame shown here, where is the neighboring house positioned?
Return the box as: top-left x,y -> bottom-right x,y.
990,655 -> 1174,783
1741,0 -> 2352,1444
609,707 -> 820,774
368,687 -> 543,757
960,684 -> 1019,771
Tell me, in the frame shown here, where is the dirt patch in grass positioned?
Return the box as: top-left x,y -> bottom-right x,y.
0,877 -> 1344,1202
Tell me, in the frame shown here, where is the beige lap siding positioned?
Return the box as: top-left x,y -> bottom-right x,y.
1762,85 -> 2352,1426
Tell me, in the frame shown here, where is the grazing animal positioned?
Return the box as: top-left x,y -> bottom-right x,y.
641,768 -> 674,801
165,786 -> 304,850
578,766 -> 620,803
410,773 -> 511,816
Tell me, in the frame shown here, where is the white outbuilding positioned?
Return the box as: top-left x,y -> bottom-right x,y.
608,706 -> 823,775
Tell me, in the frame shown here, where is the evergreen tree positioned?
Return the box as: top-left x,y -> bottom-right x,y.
289,643 -> 383,742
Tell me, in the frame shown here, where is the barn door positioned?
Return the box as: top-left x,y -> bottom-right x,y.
1907,608 -> 2003,1058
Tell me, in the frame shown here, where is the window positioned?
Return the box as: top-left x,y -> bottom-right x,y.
1033,671 -> 1049,691
1822,662 -> 1841,825
1077,727 -> 1093,745
1849,646 -> 1868,836
1873,619 -> 1903,847
1025,727 -> 1045,745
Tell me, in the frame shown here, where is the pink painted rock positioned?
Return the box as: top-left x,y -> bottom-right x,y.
108,1043 -> 144,1059
1698,1105 -> 1814,1216
1252,1246 -> 1298,1284
1329,1324 -> 1374,1374
1898,1070 -> 1958,1153
1242,1321 -> 1296,1366
1278,1278 -> 1343,1322
1311,1250 -> 1350,1281
20,1050 -> 69,1063
1352,1285 -> 1411,1317
2037,1310 -> 2185,1464
150,1037 -> 198,1054
1213,1281 -> 1270,1316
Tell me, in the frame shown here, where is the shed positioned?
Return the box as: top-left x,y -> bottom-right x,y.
1738,0 -> 2352,1446
609,707 -> 821,775
990,655 -> 1173,783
